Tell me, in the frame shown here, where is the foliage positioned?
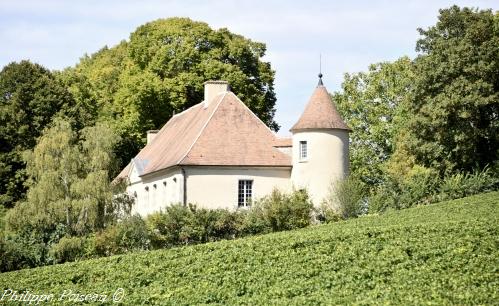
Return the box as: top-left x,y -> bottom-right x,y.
49,236 -> 89,264
324,176 -> 367,219
146,204 -> 199,248
403,6 -> 499,174
437,166 -> 499,201
315,202 -> 342,224
5,118 -> 125,237
251,189 -> 313,232
333,57 -> 414,186
146,190 -> 312,249
93,215 -> 150,257
0,192 -> 497,304
147,205 -> 245,248
0,61 -> 75,208
368,166 -> 499,213
63,18 -> 278,170
0,222 -> 67,272
0,232 -> 48,272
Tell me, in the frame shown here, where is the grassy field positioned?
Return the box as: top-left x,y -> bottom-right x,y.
0,192 -> 498,305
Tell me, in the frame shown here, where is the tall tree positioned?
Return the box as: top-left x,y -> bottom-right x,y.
0,61 -> 74,208
406,6 -> 499,173
333,57 -> 414,186
63,18 -> 278,171
6,119 -> 127,236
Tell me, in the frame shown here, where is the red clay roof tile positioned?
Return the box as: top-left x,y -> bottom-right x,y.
290,85 -> 350,132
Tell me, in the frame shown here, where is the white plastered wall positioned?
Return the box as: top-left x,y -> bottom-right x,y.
127,167 -> 183,216
185,166 -> 292,210
291,129 -> 349,206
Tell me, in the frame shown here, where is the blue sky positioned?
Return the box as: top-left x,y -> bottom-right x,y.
1,0 -> 497,135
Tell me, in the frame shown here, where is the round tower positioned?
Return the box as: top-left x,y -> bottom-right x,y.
290,74 -> 350,206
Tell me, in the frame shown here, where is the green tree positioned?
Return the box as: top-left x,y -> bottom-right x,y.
0,61 -> 75,208
333,57 -> 414,186
406,6 -> 499,173
63,18 -> 278,170
6,119 -> 128,236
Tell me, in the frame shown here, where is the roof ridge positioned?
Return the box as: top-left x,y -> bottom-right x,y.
176,92 -> 227,165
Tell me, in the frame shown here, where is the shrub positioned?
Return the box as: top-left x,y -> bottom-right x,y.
368,165 -> 499,213
94,215 -> 150,257
367,181 -> 399,214
147,205 -> 245,248
211,209 -> 244,240
192,208 -> 243,241
0,231 -> 48,272
146,204 -> 200,248
397,166 -> 440,208
253,189 -> 313,231
49,236 -> 88,264
438,167 -> 499,201
325,176 -> 366,219
0,205 -> 6,231
237,206 -> 272,236
315,202 -> 342,223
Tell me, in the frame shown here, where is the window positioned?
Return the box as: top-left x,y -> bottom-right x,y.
238,180 -> 253,207
299,141 -> 308,160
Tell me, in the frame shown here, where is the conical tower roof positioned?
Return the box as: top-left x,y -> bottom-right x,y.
290,75 -> 350,132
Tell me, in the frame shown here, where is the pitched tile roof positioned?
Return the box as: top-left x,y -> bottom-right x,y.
290,85 -> 350,132
273,137 -> 292,147
116,91 -> 291,180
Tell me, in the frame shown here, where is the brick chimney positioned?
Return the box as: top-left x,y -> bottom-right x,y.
204,80 -> 229,108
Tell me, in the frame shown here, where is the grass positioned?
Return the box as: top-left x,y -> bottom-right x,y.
0,192 -> 498,305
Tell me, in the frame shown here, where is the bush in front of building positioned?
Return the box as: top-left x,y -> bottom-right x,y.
251,189 -> 314,232
93,215 -> 151,257
319,176 -> 367,221
145,189 -> 314,249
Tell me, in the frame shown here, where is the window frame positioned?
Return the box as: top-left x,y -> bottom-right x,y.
299,140 -> 308,161
238,179 -> 253,208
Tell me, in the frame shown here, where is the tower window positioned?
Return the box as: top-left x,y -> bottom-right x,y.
299,141 -> 308,160
238,180 -> 253,207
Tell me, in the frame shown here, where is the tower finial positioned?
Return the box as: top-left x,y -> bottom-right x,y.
318,53 -> 323,86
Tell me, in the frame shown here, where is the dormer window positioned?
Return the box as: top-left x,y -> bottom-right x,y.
299,141 -> 308,161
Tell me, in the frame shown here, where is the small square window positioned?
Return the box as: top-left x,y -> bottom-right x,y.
299,141 -> 308,160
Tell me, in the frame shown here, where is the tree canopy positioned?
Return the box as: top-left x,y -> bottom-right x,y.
64,17 -> 278,170
405,6 -> 499,173
6,119 -> 127,236
0,61 -> 75,208
335,6 -> 498,186
333,57 -> 414,186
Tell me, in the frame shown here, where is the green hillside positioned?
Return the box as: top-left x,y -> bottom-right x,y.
1,192 -> 498,305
